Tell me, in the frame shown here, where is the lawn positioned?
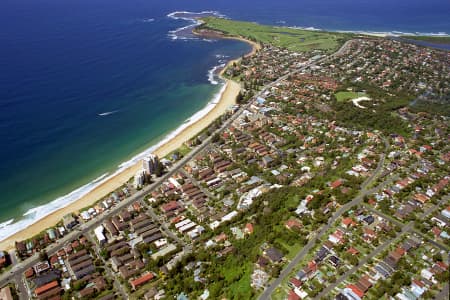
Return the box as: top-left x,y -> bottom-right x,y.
200,17 -> 351,53
335,91 -> 368,102
278,239 -> 304,260
164,144 -> 191,160
223,261 -> 254,299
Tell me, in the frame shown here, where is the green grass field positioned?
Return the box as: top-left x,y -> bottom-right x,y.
200,17 -> 351,53
335,91 -> 368,102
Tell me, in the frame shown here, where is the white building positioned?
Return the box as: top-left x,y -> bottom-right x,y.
143,154 -> 159,175
94,225 -> 106,244
134,170 -> 145,188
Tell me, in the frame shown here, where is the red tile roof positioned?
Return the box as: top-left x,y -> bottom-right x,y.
245,223 -> 254,234
330,179 -> 343,189
288,290 -> 300,300
161,201 -> 179,212
285,219 -> 302,230
130,273 -> 154,289
24,268 -> 34,278
347,284 -> 364,298
289,278 -> 302,288
342,217 -> 354,227
35,281 -> 58,296
347,247 -> 359,255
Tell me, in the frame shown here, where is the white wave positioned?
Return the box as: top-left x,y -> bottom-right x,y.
0,82 -> 231,243
287,25 -> 322,31
207,63 -> 226,85
167,23 -> 200,40
0,219 -> 14,230
275,23 -> 449,38
411,31 -> 449,37
142,18 -> 155,23
167,10 -> 226,41
167,10 -> 225,21
0,172 -> 110,241
335,29 -> 449,37
215,54 -> 229,59
98,110 -> 119,116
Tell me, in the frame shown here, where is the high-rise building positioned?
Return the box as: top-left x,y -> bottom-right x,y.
143,154 -> 159,175
134,170 -> 145,188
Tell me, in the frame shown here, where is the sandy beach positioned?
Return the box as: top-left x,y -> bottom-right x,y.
0,36 -> 257,251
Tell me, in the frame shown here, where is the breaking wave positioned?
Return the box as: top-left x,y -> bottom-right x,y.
167,10 -> 226,41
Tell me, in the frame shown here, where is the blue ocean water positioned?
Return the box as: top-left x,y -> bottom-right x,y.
0,0 -> 449,239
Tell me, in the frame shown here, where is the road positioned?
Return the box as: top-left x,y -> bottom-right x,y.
258,137 -> 389,299
86,233 -> 126,299
420,194 -> 450,219
14,273 -> 29,300
180,169 -> 218,201
315,222 -> 413,298
363,199 -> 450,252
314,193 -> 450,298
139,198 -> 185,246
434,283 -> 449,300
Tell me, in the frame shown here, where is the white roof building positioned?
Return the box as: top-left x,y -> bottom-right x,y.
94,225 -> 106,244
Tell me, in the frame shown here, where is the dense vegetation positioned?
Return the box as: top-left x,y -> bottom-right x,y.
331,83 -> 412,136
199,17 -> 351,53
409,99 -> 450,117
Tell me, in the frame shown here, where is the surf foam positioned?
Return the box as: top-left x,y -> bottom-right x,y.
207,63 -> 226,85
167,11 -> 226,41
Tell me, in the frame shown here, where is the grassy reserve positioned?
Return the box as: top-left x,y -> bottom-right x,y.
199,17 -> 351,53
334,91 -> 368,102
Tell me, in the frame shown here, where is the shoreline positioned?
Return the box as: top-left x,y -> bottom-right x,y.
0,34 -> 258,252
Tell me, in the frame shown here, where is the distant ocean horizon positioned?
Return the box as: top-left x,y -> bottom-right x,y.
0,0 -> 449,241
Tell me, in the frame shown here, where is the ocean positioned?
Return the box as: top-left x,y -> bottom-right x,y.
0,0 -> 449,241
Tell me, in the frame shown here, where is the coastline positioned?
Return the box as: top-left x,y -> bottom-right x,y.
0,35 -> 257,251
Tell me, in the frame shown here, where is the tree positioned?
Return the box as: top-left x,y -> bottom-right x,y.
39,250 -> 48,262
155,162 -> 164,177
212,133 -> 220,143
236,91 -> 244,104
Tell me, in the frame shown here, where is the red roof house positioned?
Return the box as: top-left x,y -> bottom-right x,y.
130,272 -> 154,290
35,281 -> 59,296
